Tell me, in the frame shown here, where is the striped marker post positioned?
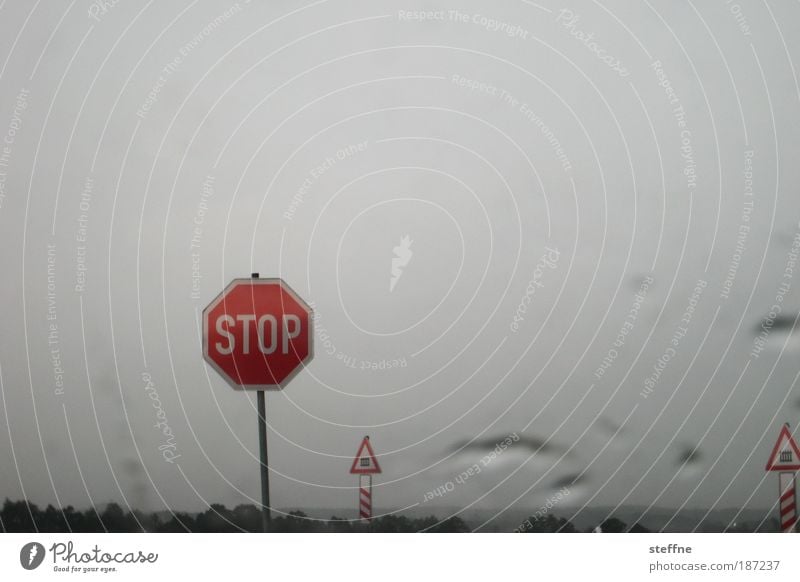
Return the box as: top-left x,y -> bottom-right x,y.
350,436 -> 381,523
359,475 -> 373,521
779,472 -> 797,533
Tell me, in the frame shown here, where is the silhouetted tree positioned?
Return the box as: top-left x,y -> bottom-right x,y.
521,514 -> 577,532
598,517 -> 627,533
133,510 -> 160,532
61,506 -> 84,532
101,503 -> 139,532
415,515 -> 471,532
195,504 -> 239,532
155,512 -> 195,532
232,504 -> 261,532
272,510 -> 318,532
38,504 -> 69,532
1,499 -> 39,532
368,514 -> 415,532
80,506 -> 106,532
326,516 -> 355,532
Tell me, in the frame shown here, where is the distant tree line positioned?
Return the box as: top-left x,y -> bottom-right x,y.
516,512 -> 780,533
0,499 -> 779,532
517,514 -> 650,532
0,499 -> 469,533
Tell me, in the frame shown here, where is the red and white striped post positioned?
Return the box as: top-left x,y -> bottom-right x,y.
359,475 -> 373,521
765,424 -> 800,532
350,435 -> 381,524
779,472 -> 797,533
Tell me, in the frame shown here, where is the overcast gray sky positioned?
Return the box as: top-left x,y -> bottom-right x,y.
1,0 -> 799,527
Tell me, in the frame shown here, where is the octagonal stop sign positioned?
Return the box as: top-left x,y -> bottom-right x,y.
202,278 -> 313,389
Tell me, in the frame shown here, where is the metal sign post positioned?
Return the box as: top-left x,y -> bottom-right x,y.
257,389 -> 271,532
202,273 -> 314,533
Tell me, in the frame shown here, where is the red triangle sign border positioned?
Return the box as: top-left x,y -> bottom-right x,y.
350,437 -> 382,474
765,425 -> 800,471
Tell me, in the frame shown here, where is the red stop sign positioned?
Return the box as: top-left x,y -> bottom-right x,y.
202,278 -> 313,389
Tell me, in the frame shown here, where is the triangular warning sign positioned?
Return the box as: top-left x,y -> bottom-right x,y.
349,436 -> 381,474
766,424 -> 800,471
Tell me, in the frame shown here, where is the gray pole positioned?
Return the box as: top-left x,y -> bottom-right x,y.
252,272 -> 271,533
257,389 -> 271,532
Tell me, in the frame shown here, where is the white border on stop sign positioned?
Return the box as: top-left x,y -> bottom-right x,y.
202,277 -> 314,390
